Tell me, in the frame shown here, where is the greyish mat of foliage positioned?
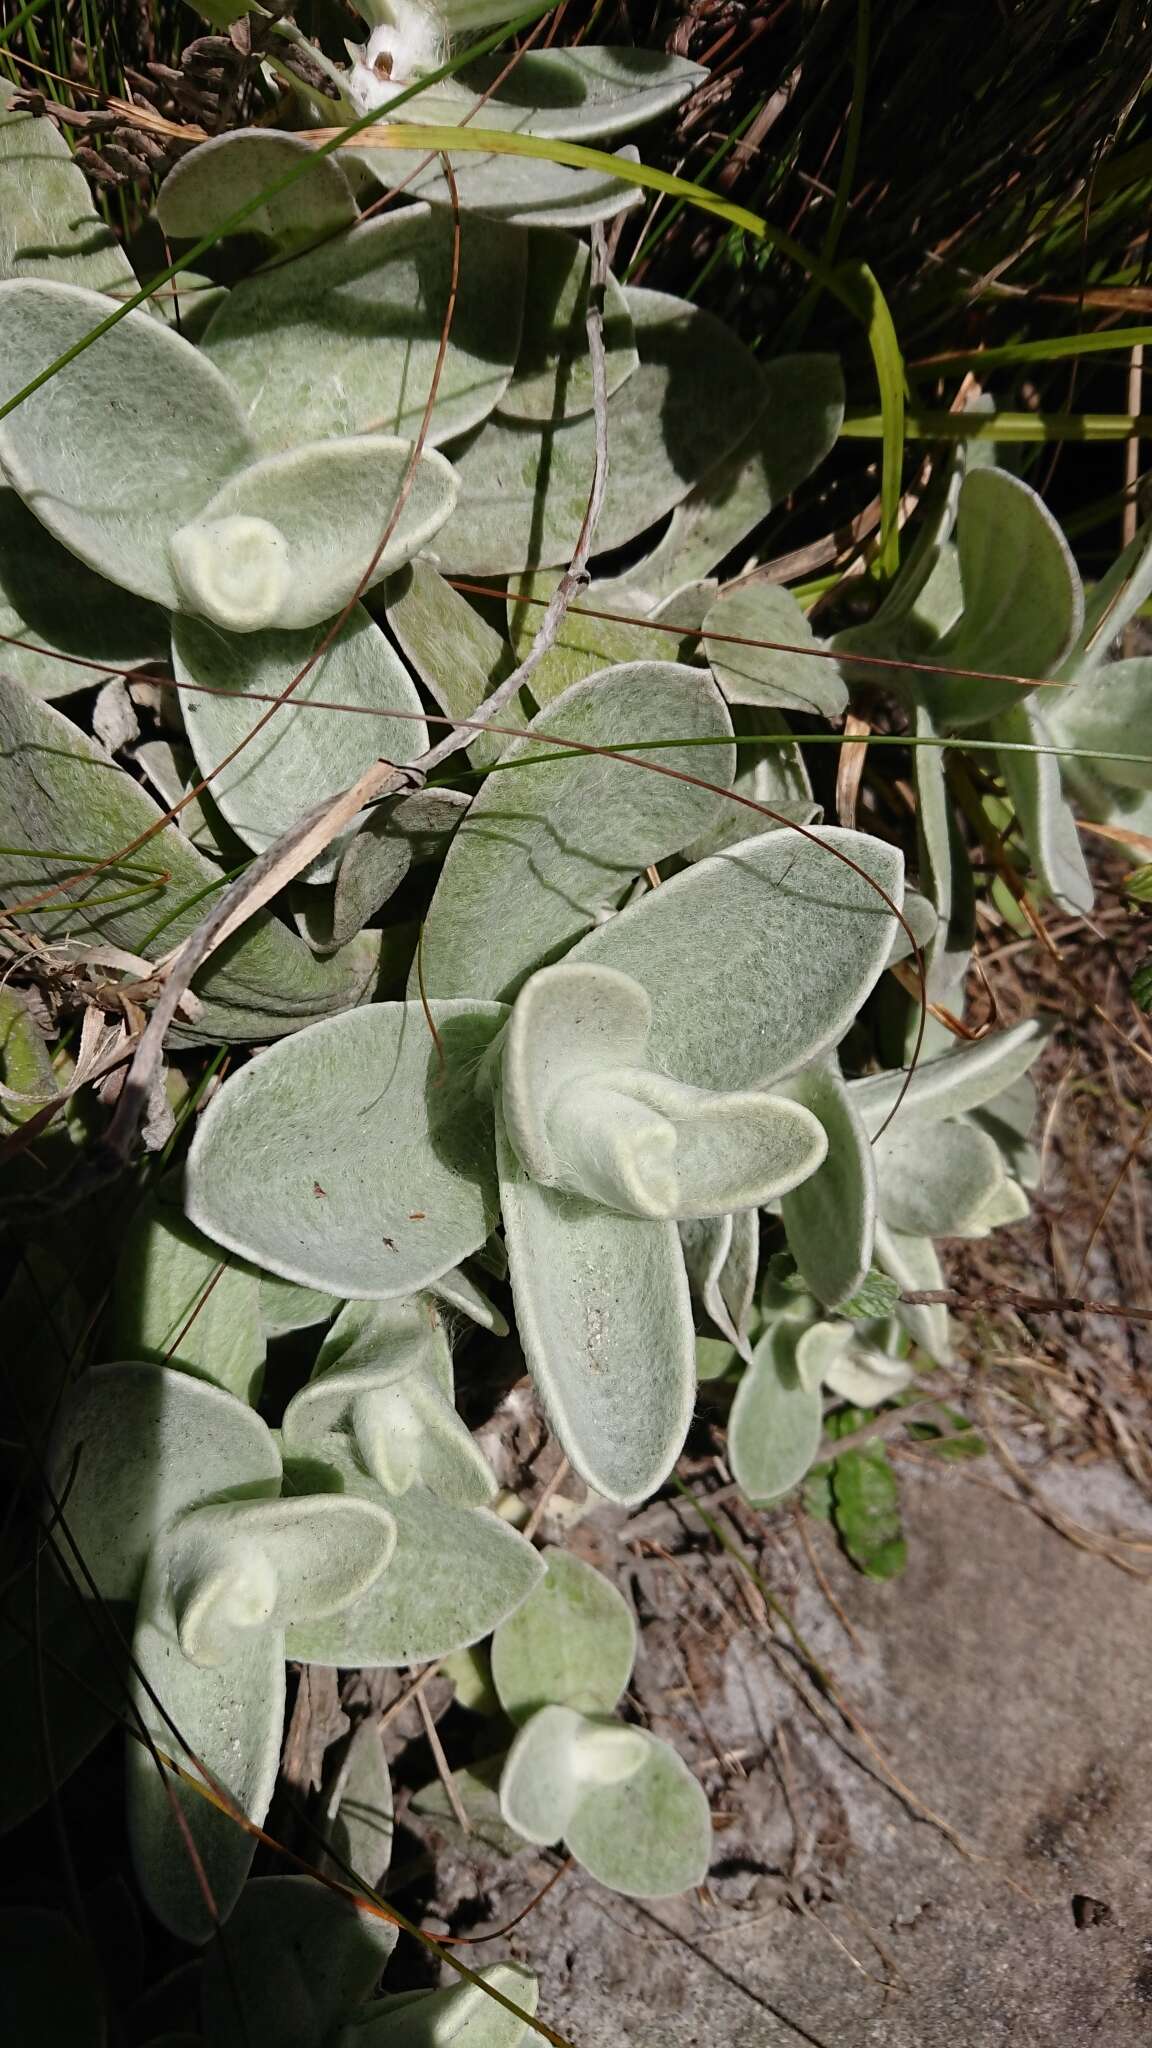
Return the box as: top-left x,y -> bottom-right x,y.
1,3 -> 1151,2043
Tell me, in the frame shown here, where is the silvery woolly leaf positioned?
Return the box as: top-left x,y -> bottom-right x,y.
491,1549 -> 636,1724
385,558 -> 525,772
283,1483 -> 543,1669
112,1196 -> 265,1404
330,787 -> 471,950
991,700 -> 1094,914
910,701 -> 974,1004
168,1493 -> 395,1673
200,206 -> 525,454
199,1875 -> 397,2048
1045,655 -> 1152,792
778,1062 -> 876,1309
599,354 -> 845,603
0,485 -> 167,698
0,280 -> 255,607
501,962 -> 826,1218
847,1019 -> 1043,1134
873,1119 -> 1014,1239
433,288 -> 768,574
703,581 -> 848,718
341,139 -> 645,230
259,1273 -> 341,1337
505,573 -> 665,706
679,1208 -> 758,1360
410,1751 -> 524,1855
872,1221 -> 951,1365
157,130 -> 358,248
185,1000 -> 505,1297
571,827 -> 904,1091
285,1348 -> 494,1512
0,676 -> 383,1043
49,1362 -> 280,1605
395,48 -> 705,142
349,1965 -> 539,2048
0,83 -> 137,293
911,469 -> 1082,729
169,435 -> 458,633
498,227 -> 637,426
682,709 -> 818,862
315,1293 -> 454,1403
884,887 -> 938,967
416,662 -> 735,1003
500,1706 -> 711,1898
126,1535 -> 284,1942
821,1321 -> 914,1409
172,605 -> 428,884
319,1719 -> 394,1888
728,1326 -> 824,1504
429,1261 -> 509,1336
495,1096 -> 695,1506
1058,514 -> 1152,681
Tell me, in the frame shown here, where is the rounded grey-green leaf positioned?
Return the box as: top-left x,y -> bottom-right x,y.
0,82 -> 137,293
779,1063 -> 876,1309
703,581 -> 848,718
350,1965 -> 539,2048
200,1875 -> 397,2048
0,485 -> 168,698
496,1100 -> 695,1506
168,436 -> 458,631
847,1019 -> 1043,1133
873,1221 -> 952,1365
505,571 -> 666,705
385,558 -> 524,771
126,1540 -> 283,1943
491,1549 -> 637,1723
416,661 -> 735,1002
1046,655 -> 1152,792
0,674 -> 384,1043
284,1487 -> 544,1668
320,1718 -> 394,1887
169,1493 -> 398,1662
992,700 -> 1094,915
172,605 -> 428,883
571,827 -> 904,1092
259,1273 -> 341,1337
728,1328 -> 824,1504
0,279 -> 256,607
49,1362 -> 280,1604
185,1000 -> 506,1298
499,228 -> 638,425
403,47 -> 705,142
200,206 -> 526,454
918,468 -> 1083,728
112,1197 -> 265,1403
564,1725 -> 712,1898
679,1208 -> 758,1359
341,140 -> 645,230
600,352 -> 845,602
874,1118 -> 1009,1238
433,288 -> 769,574
157,129 -> 359,248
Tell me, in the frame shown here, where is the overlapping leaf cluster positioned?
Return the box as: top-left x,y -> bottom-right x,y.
1,2 -> 1146,2027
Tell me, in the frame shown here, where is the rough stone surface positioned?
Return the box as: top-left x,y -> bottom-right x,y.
413,1462 -> 1152,2047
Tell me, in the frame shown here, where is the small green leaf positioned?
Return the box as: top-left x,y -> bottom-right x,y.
836,1268 -> 902,1320
831,1444 -> 906,1579
1124,863 -> 1152,901
1132,958 -> 1152,1012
